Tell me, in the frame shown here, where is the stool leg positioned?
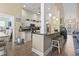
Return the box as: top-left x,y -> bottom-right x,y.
60,40 -> 62,48
58,42 -> 60,54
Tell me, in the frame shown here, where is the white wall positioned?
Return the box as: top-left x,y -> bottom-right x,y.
0,4 -> 23,43
63,3 -> 78,34
63,3 -> 77,19
77,4 -> 79,31
45,4 -> 60,33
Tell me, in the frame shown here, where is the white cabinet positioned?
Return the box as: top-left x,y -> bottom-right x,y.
21,31 -> 31,43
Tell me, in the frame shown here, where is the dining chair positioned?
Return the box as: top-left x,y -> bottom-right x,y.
0,38 -> 7,56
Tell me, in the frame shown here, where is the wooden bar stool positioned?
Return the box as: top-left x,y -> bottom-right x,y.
51,36 -> 63,54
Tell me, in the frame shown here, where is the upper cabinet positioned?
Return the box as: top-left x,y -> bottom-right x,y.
22,9 -> 40,27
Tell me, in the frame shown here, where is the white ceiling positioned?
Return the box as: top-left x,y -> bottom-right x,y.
45,3 -> 79,19
44,3 -> 55,15
63,3 -> 78,19
23,3 -> 55,15
23,3 -> 41,14
23,3 -> 79,19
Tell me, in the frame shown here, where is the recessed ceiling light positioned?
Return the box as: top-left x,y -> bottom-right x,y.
38,12 -> 40,14
23,5 -> 26,8
53,16 -> 56,19
56,18 -> 58,21
49,13 -> 52,17
69,20 -> 72,23
48,8 -> 50,10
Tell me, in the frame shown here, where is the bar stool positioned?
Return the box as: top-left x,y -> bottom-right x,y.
51,36 -> 63,54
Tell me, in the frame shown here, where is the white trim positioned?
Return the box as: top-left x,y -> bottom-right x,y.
12,16 -> 15,47
32,47 -> 52,56
32,48 -> 44,56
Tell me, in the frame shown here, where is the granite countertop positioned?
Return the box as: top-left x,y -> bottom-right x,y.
32,32 -> 61,40
19,26 -> 31,32
32,32 -> 60,36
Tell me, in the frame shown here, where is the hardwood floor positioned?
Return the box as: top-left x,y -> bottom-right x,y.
48,35 -> 75,56
6,35 -> 75,56
6,41 -> 38,56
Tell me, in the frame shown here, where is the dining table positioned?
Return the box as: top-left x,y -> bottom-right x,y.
0,32 -> 9,41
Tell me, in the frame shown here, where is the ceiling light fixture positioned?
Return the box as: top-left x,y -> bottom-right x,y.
23,5 -> 26,8
53,16 -> 56,19
56,18 -> 58,21
48,8 -> 50,10
38,12 -> 40,14
49,13 -> 52,17
69,20 -> 72,23
38,8 -> 40,14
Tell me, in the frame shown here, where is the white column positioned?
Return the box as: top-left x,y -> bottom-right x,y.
12,16 -> 15,48
40,3 -> 47,34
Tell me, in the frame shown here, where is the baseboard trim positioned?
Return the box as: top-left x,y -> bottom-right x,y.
32,47 -> 52,56
32,48 -> 44,56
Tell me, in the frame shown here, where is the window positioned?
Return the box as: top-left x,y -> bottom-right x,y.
0,21 -> 5,27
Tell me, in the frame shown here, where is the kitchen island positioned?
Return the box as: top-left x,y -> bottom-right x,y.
19,26 -> 32,43
19,25 -> 40,43
32,32 -> 63,56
